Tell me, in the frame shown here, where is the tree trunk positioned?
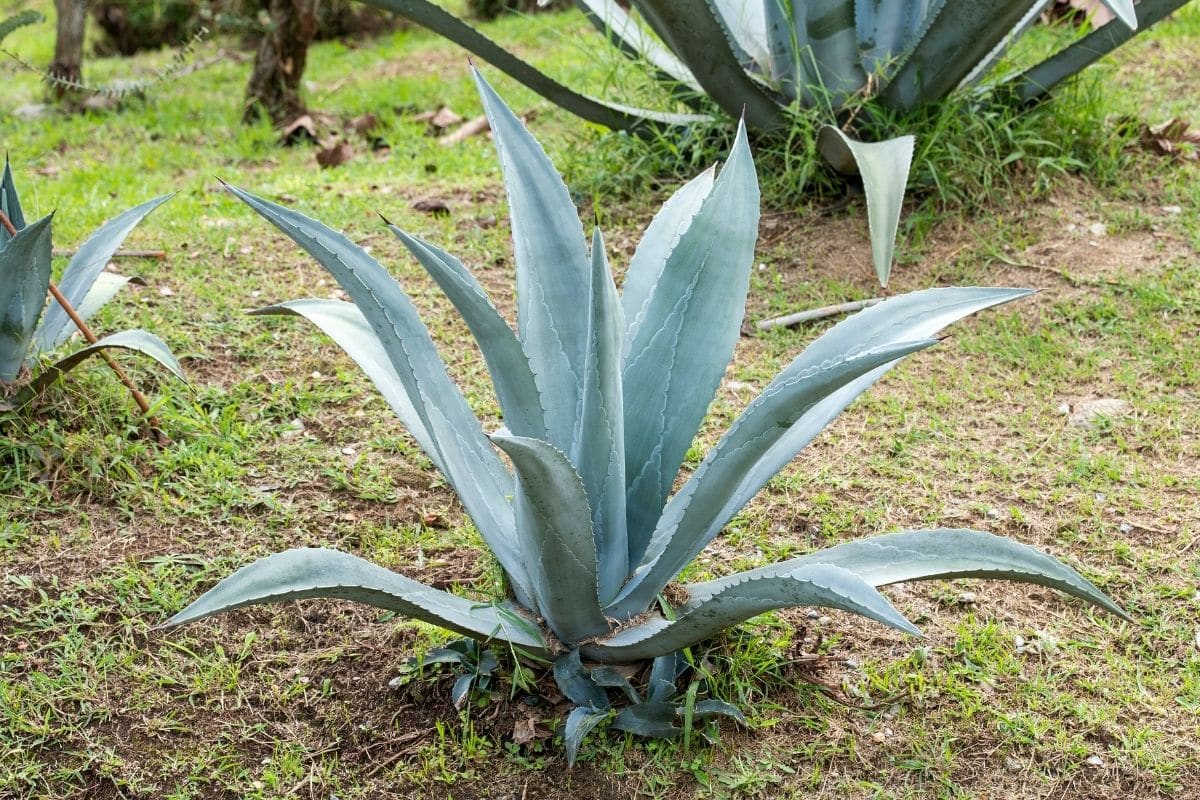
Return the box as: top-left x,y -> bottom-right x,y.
49,0 -> 87,93
243,0 -> 320,127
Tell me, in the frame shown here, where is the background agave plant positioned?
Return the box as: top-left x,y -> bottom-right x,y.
164,71 -> 1126,759
349,0 -> 1188,286
0,159 -> 184,410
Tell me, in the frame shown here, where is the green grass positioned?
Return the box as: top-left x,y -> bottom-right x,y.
2,2 -> 1200,798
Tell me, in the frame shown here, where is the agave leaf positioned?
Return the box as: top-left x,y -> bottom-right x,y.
575,228 -> 628,601
705,0 -> 770,72
554,650 -> 610,709
612,701 -> 681,737
360,0 -> 704,133
574,0 -> 700,91
763,0 -> 798,95
878,0 -> 1044,112
162,547 -> 550,654
1,155 -> 26,247
225,184 -> 531,603
800,0 -> 868,104
587,563 -> 919,663
36,194 -> 172,352
451,674 -> 475,708
691,699 -> 746,724
385,225 -> 545,440
817,127 -> 914,287
632,0 -> 788,131
854,0 -> 947,79
69,273 -> 143,333
28,328 -> 184,394
563,706 -> 609,765
648,650 -> 682,702
614,338 -> 939,615
0,214 -> 53,382
589,665 -> 641,703
620,165 -> 716,347
621,119 -> 758,565
473,68 -> 591,454
1100,0 -> 1138,30
958,0 -> 1053,90
491,434 -> 610,643
250,299 -> 442,470
703,528 -> 1130,620
1013,0 -> 1185,104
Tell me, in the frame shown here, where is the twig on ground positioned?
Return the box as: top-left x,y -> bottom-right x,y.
52,247 -> 166,260
756,298 -> 882,331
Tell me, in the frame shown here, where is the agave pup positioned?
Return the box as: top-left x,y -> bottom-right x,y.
0,159 -> 183,409
165,72 -> 1125,755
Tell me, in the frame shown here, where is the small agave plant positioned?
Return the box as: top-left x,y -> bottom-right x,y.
165,72 -> 1126,760
0,160 -> 184,410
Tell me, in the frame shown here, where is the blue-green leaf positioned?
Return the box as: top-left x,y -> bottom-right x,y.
854,0 -> 946,79
614,338 -> 938,615
575,228 -> 627,602
621,119 -> 758,566
586,563 -> 919,663
612,701 -> 681,738
621,165 -> 715,347
473,68 -> 590,454
36,194 -> 172,352
250,299 -> 442,471
563,706 -> 609,766
554,650 -> 610,709
163,548 -> 549,654
491,434 -> 609,643
690,699 -> 746,724
29,328 -> 185,394
225,184 -> 528,603
0,214 -> 53,382
817,127 -> 914,288
386,225 -> 545,440
709,528 -> 1130,620
575,0 -> 700,91
0,155 -> 26,247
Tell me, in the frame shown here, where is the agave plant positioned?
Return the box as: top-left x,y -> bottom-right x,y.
0,158 -> 184,409
352,0 -> 1189,285
165,72 -> 1126,758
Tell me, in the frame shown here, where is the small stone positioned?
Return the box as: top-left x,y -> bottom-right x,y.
817,615 -> 831,626
1087,222 -> 1107,237
1161,205 -> 1183,215
1119,523 -> 1133,534
341,446 -> 356,456
158,286 -> 175,297
871,730 -> 886,743
1069,398 -> 1131,428
14,103 -> 51,119
956,591 -> 978,605
986,508 -> 1001,520
806,609 -> 820,619
1085,755 -> 1104,768
387,676 -> 403,690
1057,402 -> 1071,415
1004,756 -> 1022,772
281,418 -> 305,440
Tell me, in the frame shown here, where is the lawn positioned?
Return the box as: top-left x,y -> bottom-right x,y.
1,3 -> 1198,798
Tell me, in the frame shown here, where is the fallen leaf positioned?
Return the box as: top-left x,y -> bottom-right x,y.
316,141 -> 354,168
1138,118 -> 1200,161
349,112 -> 379,134
512,713 -> 550,746
280,114 -> 317,144
431,106 -> 463,129
412,198 -> 451,216
439,115 -> 490,145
